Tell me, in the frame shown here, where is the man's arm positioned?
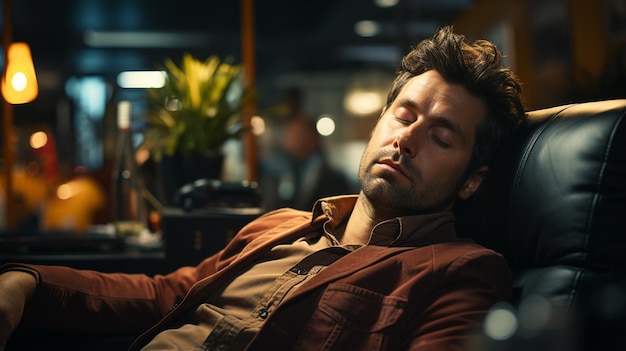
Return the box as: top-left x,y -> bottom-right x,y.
0,270 -> 37,349
0,259 -> 218,335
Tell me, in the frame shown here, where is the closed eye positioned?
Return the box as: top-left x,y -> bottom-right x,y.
394,117 -> 412,125
431,133 -> 451,148
393,106 -> 416,125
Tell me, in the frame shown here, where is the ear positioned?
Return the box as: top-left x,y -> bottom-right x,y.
458,165 -> 489,200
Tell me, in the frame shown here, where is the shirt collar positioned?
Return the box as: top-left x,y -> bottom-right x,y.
312,195 -> 456,246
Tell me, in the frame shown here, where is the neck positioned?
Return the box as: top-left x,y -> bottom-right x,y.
340,192 -> 387,245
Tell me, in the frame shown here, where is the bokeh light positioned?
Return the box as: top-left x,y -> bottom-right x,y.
30,131 -> 48,149
316,115 -> 336,136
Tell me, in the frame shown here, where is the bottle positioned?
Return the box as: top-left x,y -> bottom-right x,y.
111,101 -> 147,237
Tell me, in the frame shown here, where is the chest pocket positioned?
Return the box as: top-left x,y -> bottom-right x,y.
295,282 -> 407,350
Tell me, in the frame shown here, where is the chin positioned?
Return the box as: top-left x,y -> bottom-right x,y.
361,174 -> 393,196
362,180 -> 406,208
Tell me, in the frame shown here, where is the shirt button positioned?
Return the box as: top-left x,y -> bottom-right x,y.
291,267 -> 308,275
258,308 -> 269,319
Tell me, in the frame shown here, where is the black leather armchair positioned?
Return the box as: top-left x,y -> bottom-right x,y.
456,99 -> 626,349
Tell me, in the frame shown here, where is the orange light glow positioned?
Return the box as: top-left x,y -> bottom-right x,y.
30,131 -> 48,149
2,42 -> 39,104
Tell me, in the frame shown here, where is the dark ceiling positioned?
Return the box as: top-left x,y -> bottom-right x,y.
7,0 -> 473,113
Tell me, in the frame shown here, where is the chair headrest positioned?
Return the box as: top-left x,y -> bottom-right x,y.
456,99 -> 626,272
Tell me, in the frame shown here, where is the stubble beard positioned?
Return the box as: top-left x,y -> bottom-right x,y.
359,148 -> 421,214
358,148 -> 461,215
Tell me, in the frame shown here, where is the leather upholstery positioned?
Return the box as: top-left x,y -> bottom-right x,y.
456,99 -> 626,316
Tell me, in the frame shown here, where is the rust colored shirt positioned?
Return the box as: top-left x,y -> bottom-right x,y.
143,228 -> 344,349
144,196 -> 452,350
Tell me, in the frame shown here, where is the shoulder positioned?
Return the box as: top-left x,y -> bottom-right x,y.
427,239 -> 511,285
430,239 -> 506,267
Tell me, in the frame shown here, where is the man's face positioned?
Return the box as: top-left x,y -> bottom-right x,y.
358,70 -> 488,216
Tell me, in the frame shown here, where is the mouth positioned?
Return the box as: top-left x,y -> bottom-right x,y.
376,158 -> 409,180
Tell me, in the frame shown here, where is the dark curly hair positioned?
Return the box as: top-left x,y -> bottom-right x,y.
386,25 -> 526,175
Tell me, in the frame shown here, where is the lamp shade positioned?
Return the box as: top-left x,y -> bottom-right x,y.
2,42 -> 38,104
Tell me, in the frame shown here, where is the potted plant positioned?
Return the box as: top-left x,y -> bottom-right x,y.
142,53 -> 249,204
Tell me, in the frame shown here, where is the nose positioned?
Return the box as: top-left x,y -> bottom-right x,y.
393,127 -> 418,158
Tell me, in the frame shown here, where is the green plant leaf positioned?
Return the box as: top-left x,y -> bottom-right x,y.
142,53 -> 251,158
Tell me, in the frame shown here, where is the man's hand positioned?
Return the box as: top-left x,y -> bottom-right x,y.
0,271 -> 36,349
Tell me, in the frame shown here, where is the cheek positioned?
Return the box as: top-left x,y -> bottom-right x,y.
359,143 -> 377,170
420,153 -> 469,182
369,124 -> 396,147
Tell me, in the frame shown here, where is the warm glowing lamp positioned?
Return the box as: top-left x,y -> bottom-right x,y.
2,42 -> 38,104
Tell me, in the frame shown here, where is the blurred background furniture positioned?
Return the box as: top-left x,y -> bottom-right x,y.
456,99 -> 626,349
161,206 -> 263,271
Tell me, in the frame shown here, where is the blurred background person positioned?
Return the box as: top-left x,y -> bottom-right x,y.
261,88 -> 351,210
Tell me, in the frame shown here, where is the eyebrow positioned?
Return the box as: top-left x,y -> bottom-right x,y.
399,98 -> 467,145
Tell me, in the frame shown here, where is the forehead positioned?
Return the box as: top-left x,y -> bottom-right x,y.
397,71 -> 487,130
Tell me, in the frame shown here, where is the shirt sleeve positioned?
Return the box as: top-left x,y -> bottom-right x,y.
0,252 -> 224,333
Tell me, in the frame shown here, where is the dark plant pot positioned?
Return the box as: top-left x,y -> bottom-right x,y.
160,152 -> 224,206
